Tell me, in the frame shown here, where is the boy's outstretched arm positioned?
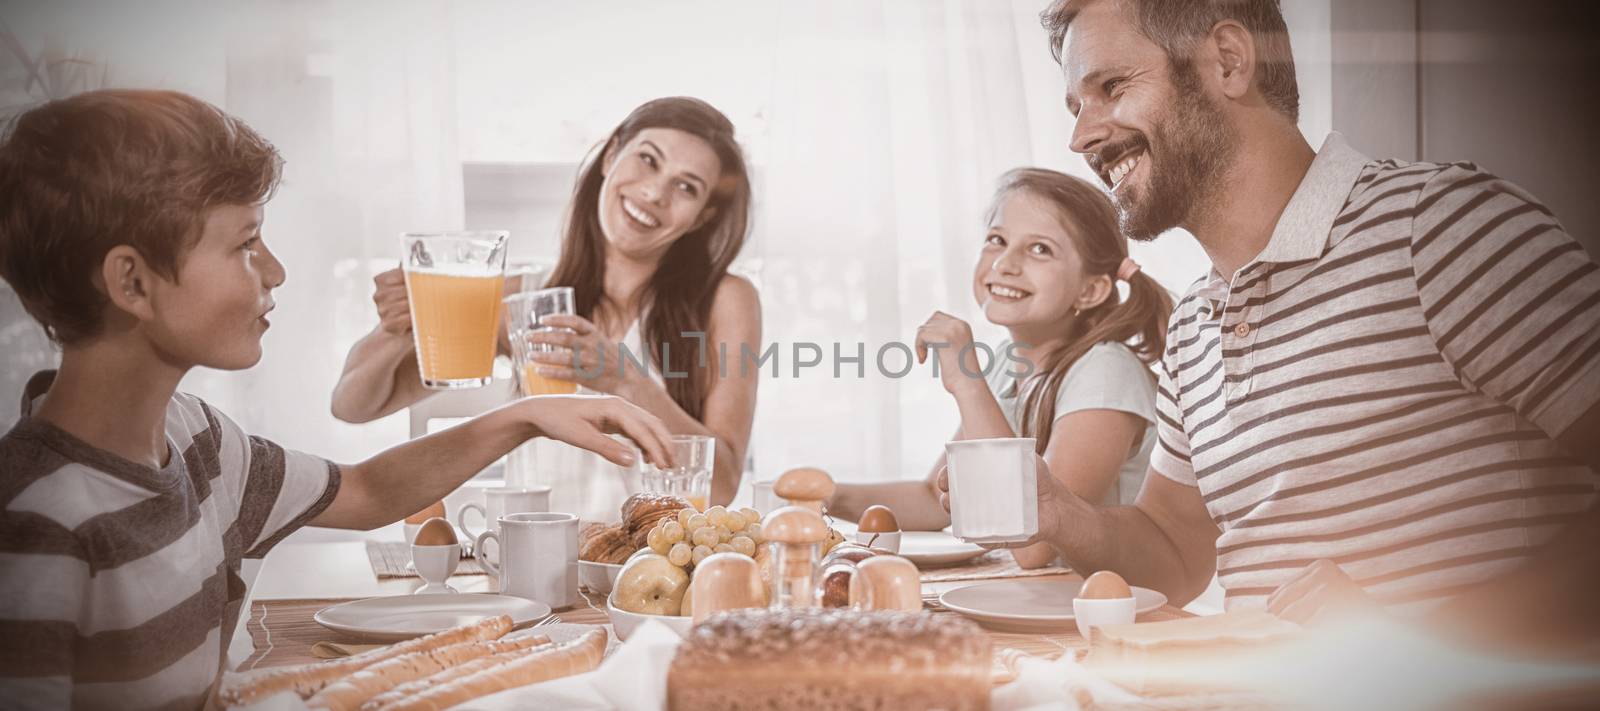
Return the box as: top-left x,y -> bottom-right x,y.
311,395 -> 674,530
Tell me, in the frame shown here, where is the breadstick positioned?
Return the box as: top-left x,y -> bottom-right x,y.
219,615 -> 512,706
307,634 -> 548,711
372,629 -> 607,711
358,640 -> 553,711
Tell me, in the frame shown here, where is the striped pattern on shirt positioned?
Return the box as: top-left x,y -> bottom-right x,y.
0,373 -> 339,710
1150,134 -> 1600,612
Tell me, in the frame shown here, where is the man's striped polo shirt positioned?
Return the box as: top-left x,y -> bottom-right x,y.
1151,133 -> 1600,612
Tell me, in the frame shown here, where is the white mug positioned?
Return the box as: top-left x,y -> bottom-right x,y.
752,479 -> 779,514
476,512 -> 579,608
945,437 -> 1038,543
457,486 -> 552,562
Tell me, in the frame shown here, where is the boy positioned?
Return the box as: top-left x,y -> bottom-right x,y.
0,89 -> 674,710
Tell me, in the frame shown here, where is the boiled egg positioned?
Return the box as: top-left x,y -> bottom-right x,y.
858,505 -> 900,533
1078,570 -> 1133,600
413,517 -> 459,546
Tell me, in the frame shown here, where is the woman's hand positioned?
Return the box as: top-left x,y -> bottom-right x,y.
518,394 -> 675,469
373,267 -> 413,336
915,311 -> 987,395
523,314 -> 644,395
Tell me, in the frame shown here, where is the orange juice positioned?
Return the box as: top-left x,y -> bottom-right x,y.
406,269 -> 505,387
520,362 -> 578,396
688,495 -> 708,511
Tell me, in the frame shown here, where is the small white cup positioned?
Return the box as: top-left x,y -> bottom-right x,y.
1073,596 -> 1137,639
752,479 -> 779,514
476,511 -> 579,608
457,486 -> 552,562
411,543 -> 460,595
854,530 -> 901,554
944,437 -> 1038,543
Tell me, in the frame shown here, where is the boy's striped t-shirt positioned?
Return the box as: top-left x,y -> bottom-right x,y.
0,372 -> 340,710
1151,133 -> 1600,612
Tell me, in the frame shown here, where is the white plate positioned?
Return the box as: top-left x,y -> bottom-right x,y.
938,578 -> 1167,632
314,593 -> 552,642
897,531 -> 987,567
830,521 -> 985,568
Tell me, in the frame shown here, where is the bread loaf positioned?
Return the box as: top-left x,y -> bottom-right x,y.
1082,611 -> 1299,696
667,609 -> 991,710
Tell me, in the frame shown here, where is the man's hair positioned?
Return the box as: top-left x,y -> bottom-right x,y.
1042,0 -> 1300,122
0,89 -> 283,344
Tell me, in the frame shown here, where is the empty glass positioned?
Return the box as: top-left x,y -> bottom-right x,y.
641,435 -> 715,510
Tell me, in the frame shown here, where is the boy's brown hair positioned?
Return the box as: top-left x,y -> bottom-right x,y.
0,89 -> 283,345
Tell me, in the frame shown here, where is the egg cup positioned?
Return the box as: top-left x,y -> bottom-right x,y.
854,530 -> 901,554
1072,596 -> 1137,639
411,542 -> 461,595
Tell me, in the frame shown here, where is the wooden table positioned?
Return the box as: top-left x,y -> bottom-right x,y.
241,540 -> 1190,678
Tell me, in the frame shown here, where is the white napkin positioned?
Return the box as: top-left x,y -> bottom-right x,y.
989,652 -> 1144,711
454,621 -> 684,711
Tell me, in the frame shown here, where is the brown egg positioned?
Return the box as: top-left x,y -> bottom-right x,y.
413,517 -> 458,546
689,553 -> 766,623
857,505 -> 900,533
854,555 -> 921,613
1079,570 -> 1133,600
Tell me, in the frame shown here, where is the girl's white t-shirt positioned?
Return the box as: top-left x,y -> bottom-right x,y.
983,340 -> 1158,505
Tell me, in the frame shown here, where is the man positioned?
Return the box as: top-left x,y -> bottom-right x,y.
943,0 -> 1599,631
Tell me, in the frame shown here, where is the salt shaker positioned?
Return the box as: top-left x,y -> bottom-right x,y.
763,506 -> 828,609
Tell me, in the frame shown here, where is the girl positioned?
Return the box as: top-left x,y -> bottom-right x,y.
331,97 -> 760,521
830,168 -> 1172,568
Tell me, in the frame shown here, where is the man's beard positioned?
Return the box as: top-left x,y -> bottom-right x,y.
1115,62 -> 1238,242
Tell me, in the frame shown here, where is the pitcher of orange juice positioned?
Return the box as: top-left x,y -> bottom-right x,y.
504,287 -> 579,396
402,231 -> 508,389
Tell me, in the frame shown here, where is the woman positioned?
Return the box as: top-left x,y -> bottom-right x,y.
331,97 -> 760,522
829,168 -> 1172,568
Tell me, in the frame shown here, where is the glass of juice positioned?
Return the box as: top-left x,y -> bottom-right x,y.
401,231 -> 509,390
504,286 -> 579,396
640,435 -> 715,510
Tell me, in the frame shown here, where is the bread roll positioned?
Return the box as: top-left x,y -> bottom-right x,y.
371,629 -> 607,711
667,609 -> 991,710
579,524 -> 634,565
358,639 -> 553,711
621,493 -> 692,549
307,634 -> 547,711
219,615 -> 512,706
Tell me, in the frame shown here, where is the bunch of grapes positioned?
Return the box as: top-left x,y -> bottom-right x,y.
646,505 -> 765,572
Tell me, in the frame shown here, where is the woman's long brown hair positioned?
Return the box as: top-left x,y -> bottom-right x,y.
547,97 -> 751,421
991,168 -> 1174,454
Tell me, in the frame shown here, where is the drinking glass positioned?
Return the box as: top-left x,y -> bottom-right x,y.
402,231 -> 509,389
641,435 -> 715,510
504,286 -> 578,396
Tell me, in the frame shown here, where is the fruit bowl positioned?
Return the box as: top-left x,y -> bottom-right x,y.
579,561 -> 623,595
606,593 -> 693,641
